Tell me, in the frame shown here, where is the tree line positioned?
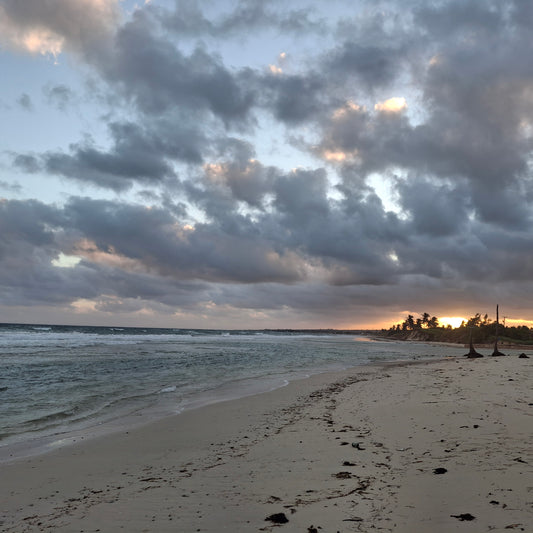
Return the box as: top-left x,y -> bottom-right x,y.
390,312 -> 441,331
385,312 -> 533,345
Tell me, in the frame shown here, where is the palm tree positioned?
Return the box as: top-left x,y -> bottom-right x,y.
428,316 -> 439,329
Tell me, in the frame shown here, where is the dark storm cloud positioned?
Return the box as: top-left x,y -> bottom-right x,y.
96,9 -> 256,126
395,177 -> 470,237
0,199 -> 63,247
182,142 -> 276,216
272,171 -> 405,285
420,56 -> 532,189
185,165 -> 406,285
62,197 -> 305,284
0,199 -> 72,306
0,225 -> 210,310
261,72 -> 329,124
44,133 -> 174,191
327,42 -> 402,90
15,119 -> 204,191
0,197 -> 248,308
315,100 -> 422,175
84,2 -> 333,132
310,2 -> 533,230
401,0 -> 533,226
205,160 -> 276,208
1,186 -> 533,319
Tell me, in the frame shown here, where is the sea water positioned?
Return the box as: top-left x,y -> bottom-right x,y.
0,323 -> 465,458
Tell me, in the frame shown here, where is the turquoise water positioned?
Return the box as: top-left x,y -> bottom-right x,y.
0,324 -> 465,453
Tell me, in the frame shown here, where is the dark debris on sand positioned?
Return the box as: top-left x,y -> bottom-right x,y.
451,513 -> 476,521
333,471 -> 353,479
265,512 -> 289,524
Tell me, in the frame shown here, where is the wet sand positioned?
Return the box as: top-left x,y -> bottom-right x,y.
1,355 -> 532,532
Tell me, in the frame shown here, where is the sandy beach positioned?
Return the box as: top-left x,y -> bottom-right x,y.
1,354 -> 531,532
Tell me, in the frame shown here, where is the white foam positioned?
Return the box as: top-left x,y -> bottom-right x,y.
159,386 -> 176,394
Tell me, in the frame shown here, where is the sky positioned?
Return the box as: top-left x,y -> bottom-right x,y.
1,0 -> 533,330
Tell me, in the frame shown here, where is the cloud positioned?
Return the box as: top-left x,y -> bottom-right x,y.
202,158 -> 275,208
1,187 -> 533,325
96,10 -> 256,126
327,41 -> 403,90
395,176 -> 470,237
61,196 -> 306,284
261,72 -> 329,124
4,0 -> 533,326
13,119 -> 205,191
0,0 -> 120,59
11,154 -> 41,174
43,84 -> 74,111
374,97 -> 407,113
0,181 -> 22,194
16,93 -> 34,111
414,0 -> 502,40
161,0 -> 326,38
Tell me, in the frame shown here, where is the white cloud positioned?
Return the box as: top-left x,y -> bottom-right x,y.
269,64 -> 283,75
332,100 -> 364,119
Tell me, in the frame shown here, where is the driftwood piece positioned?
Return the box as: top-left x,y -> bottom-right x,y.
491,304 -> 506,356
465,328 -> 483,358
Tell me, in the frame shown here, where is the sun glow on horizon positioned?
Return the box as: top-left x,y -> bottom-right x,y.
439,316 -> 466,328
504,318 -> 533,328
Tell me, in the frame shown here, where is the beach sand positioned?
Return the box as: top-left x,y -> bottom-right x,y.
1,355 -> 531,532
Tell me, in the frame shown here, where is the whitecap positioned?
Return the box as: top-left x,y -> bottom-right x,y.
159,386 -> 176,394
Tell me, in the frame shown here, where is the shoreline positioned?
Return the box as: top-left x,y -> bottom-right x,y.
1,354 -> 531,532
0,355 -> 426,465
0,341 -> 466,464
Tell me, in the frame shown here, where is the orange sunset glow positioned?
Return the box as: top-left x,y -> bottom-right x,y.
439,316 -> 467,328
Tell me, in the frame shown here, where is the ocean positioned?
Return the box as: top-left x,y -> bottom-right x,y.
0,323 -> 465,459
